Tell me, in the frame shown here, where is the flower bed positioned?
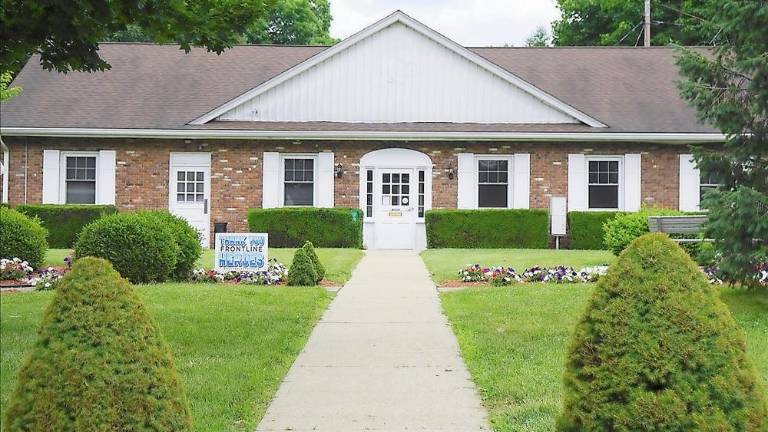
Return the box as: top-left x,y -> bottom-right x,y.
1,258 -> 34,280
459,264 -> 608,286
191,259 -> 289,285
1,257 -> 65,290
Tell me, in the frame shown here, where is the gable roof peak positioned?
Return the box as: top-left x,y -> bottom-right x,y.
189,10 -> 607,127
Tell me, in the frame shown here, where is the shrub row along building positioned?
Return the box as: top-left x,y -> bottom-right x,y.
0,11 -> 721,249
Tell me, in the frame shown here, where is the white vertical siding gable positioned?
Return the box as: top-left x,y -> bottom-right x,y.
217,22 -> 582,125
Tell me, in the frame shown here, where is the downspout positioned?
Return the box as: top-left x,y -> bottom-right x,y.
0,136 -> 8,204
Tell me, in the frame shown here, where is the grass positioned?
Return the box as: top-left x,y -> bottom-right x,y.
440,284 -> 768,432
420,248 -> 616,283
0,283 -> 331,431
45,248 -> 365,285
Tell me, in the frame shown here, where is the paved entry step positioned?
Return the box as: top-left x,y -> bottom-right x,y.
256,250 -> 489,431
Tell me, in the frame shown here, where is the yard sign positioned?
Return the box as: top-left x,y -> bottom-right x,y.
215,233 -> 269,272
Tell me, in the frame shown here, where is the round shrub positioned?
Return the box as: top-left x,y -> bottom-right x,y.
602,209 -> 682,255
557,233 -> 767,431
74,212 -> 179,283
302,241 -> 325,283
138,210 -> 202,280
0,207 -> 48,269
287,248 -> 317,286
3,257 -> 191,430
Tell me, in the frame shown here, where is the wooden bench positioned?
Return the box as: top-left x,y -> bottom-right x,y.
647,215 -> 711,243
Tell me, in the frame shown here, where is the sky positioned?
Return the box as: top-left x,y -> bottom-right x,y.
329,0 -> 562,47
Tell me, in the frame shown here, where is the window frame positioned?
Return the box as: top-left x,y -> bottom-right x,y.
59,151 -> 100,205
585,156 -> 624,211
475,155 -> 514,209
279,154 -> 318,207
698,169 -> 721,209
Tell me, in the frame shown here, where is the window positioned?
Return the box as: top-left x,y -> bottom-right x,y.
588,159 -> 620,209
365,170 -> 373,217
417,170 -> 425,218
283,157 -> 314,206
65,156 -> 97,204
478,159 -> 508,208
176,170 -> 205,203
699,170 -> 720,208
381,172 -> 410,207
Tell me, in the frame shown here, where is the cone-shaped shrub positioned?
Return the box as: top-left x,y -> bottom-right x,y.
302,241 -> 325,283
287,248 -> 317,286
3,257 -> 192,431
558,233 -> 767,431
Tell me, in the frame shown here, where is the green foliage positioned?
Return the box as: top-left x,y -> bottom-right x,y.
3,257 -> 191,430
1,0 -> 272,73
603,208 -> 683,255
74,213 -> 179,283
425,209 -> 549,249
247,208 -> 363,248
567,211 -> 623,250
0,71 -> 21,101
16,204 -> 117,248
287,248 -> 317,286
302,241 -> 325,283
676,1 -> 768,287
0,207 -> 47,269
552,0 -> 721,46
138,210 -> 202,281
558,233 -> 767,431
105,0 -> 337,46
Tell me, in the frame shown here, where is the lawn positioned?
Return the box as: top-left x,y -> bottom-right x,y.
420,248 -> 615,284
45,247 -> 365,285
440,284 -> 768,432
0,284 -> 331,431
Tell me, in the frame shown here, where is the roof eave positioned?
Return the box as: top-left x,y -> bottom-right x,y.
0,127 -> 725,144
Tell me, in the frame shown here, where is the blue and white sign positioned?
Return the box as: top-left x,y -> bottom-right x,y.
215,233 -> 269,272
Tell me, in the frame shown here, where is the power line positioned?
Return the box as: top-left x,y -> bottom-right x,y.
617,21 -> 644,45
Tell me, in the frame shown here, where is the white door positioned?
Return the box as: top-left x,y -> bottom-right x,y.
169,153 -> 211,247
374,169 -> 417,249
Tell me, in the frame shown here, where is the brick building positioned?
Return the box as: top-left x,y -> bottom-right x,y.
0,12 -> 722,249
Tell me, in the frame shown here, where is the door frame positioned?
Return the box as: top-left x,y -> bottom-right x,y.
168,152 -> 212,247
359,148 -> 433,250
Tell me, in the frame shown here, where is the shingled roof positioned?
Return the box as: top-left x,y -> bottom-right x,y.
0,43 -> 716,135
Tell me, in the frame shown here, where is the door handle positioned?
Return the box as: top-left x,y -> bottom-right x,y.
204,199 -> 208,214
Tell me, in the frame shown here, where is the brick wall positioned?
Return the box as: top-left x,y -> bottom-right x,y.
4,137 -> 688,236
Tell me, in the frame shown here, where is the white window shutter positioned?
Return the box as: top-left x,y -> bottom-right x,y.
457,153 -> 476,209
513,153 -> 530,209
96,150 -> 116,205
624,154 -> 642,211
317,152 -> 334,208
567,154 -> 587,211
262,152 -> 280,208
679,154 -> 700,211
42,149 -> 61,204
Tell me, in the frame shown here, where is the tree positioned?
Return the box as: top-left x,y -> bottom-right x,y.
525,26 -> 550,47
0,0 -> 273,73
105,0 -> 337,46
558,233 -> 767,431
675,0 -> 768,287
0,71 -> 21,101
551,0 -> 720,46
4,257 -> 192,430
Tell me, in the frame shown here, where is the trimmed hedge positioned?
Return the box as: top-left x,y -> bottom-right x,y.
16,204 -> 117,248
138,210 -> 202,280
425,209 -> 549,249
567,211 -> 623,250
558,233 -> 767,431
74,213 -> 179,284
247,208 -> 363,248
603,208 -> 684,255
3,257 -> 192,430
0,207 -> 48,268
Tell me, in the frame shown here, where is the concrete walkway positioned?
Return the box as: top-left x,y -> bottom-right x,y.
256,250 -> 489,431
